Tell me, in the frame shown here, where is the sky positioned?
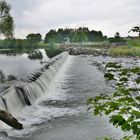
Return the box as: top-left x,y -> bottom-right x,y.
6,0 -> 140,39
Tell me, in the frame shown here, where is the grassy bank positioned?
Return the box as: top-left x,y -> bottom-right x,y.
110,46 -> 140,57
109,38 -> 140,57
127,38 -> 140,47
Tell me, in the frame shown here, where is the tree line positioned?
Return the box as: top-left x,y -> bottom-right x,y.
44,27 -> 107,43
0,0 -> 140,50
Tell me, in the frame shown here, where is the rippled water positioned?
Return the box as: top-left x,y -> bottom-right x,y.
1,55 -> 139,140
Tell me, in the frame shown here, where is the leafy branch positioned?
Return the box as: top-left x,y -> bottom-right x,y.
87,62 -> 140,140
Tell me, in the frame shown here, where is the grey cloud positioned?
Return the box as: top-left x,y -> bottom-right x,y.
6,0 -> 140,38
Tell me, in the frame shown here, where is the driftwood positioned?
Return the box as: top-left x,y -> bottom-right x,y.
0,110 -> 23,130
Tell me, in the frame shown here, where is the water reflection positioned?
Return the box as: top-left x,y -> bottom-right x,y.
28,50 -> 43,60
0,49 -> 49,81
0,70 -> 17,84
0,70 -> 5,83
0,49 -> 28,56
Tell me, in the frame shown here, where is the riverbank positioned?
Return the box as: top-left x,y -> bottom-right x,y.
109,46 -> 140,57
0,38 -> 140,58
68,46 -> 140,58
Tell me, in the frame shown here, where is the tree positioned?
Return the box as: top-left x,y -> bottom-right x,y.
73,31 -> 88,42
1,15 -> 14,38
128,26 -> 140,37
36,33 -> 42,42
44,27 -> 106,43
0,0 -> 10,19
45,29 -> 57,43
26,33 -> 42,42
114,32 -> 121,39
108,32 -> 126,43
0,0 -> 14,38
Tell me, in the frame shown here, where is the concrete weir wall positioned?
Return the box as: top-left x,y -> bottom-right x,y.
0,52 -> 69,115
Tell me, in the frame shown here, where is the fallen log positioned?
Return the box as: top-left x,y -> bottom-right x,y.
0,110 -> 23,130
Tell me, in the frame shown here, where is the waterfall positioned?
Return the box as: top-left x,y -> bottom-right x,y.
0,52 -> 69,115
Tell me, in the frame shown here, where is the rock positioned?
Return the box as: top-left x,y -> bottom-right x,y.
0,110 -> 23,130
69,47 -> 109,56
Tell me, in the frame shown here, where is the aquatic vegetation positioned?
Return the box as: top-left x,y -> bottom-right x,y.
88,62 -> 140,140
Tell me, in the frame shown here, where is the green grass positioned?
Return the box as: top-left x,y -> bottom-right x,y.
109,46 -> 140,57
127,38 -> 140,47
109,38 -> 140,57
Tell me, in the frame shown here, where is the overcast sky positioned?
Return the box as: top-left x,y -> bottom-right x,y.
6,0 -> 140,38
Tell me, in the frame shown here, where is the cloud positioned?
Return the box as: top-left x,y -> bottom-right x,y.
6,0 -> 140,38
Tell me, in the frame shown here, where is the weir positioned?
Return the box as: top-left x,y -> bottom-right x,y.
0,52 -> 69,115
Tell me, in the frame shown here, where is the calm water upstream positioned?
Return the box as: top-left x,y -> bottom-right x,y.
0,53 -> 41,80
0,54 -> 137,140
0,49 -> 49,81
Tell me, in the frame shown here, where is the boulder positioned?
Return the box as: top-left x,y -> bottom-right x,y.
0,110 -> 23,130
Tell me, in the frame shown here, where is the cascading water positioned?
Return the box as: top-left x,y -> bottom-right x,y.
0,52 -> 69,115
0,54 -> 137,140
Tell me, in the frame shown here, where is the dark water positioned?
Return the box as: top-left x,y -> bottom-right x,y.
2,55 -> 128,140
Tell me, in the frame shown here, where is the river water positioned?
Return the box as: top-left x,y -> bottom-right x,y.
0,54 -> 138,140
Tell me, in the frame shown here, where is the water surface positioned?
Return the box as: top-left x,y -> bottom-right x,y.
6,55 -> 128,140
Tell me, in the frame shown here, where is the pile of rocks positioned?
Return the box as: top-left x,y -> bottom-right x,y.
69,47 -> 109,56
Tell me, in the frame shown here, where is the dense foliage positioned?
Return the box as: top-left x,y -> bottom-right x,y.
26,33 -> 42,43
0,0 -> 14,38
45,45 -> 63,58
87,62 -> 140,140
129,26 -> 140,37
44,27 -> 107,43
0,39 -> 38,50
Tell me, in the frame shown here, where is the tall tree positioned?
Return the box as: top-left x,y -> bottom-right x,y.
128,26 -> 140,37
0,0 -> 14,38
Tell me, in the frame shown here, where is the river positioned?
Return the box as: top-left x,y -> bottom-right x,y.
0,54 -> 136,140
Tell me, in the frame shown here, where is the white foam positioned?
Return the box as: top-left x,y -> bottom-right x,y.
2,55 -> 83,138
